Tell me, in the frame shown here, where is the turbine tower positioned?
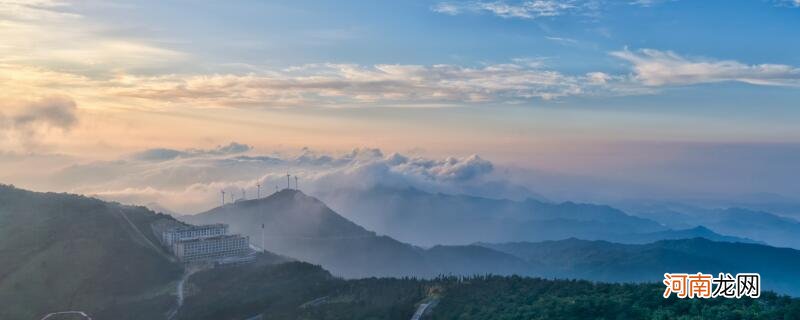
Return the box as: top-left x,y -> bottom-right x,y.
257,183 -> 261,199
295,176 -> 298,190
241,188 -> 245,200
286,173 -> 291,190
221,190 -> 226,205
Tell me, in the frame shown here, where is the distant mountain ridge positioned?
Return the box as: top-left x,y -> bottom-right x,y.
479,237 -> 800,295
183,189 -> 533,278
626,202 -> 800,248
3,183 -> 800,320
183,188 -> 789,297
316,186 -> 757,246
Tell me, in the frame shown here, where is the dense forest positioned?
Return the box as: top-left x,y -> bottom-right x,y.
179,260 -> 800,320
432,276 -> 800,320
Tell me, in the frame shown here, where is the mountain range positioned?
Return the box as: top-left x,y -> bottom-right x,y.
316,186 -> 758,246
479,237 -> 800,295
624,202 -> 800,248
4,183 -> 800,319
184,188 -> 799,295
182,189 -> 533,278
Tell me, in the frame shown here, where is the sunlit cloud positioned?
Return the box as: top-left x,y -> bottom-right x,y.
0,0 -> 184,71
611,48 -> 800,87
46,146 -> 517,213
106,62 -> 628,108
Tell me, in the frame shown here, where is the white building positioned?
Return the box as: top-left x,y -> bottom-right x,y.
173,234 -> 250,262
161,224 -> 228,248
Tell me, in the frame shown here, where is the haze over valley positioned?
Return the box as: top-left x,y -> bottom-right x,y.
3,0 -> 800,319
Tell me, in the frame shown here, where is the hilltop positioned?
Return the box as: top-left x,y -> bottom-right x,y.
183,189 -> 533,278
0,184 -> 183,319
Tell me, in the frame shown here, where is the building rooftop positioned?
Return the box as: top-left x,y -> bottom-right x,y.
166,223 -> 228,233
176,234 -> 246,244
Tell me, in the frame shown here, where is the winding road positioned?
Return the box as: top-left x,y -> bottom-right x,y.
40,311 -> 92,320
166,270 -> 194,320
411,303 -> 431,320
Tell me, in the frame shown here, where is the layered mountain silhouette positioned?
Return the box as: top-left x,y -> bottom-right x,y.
627,203 -> 800,248
183,188 -> 796,296
183,189 -> 533,278
479,237 -> 800,295
316,186 -> 757,246
5,183 -> 800,320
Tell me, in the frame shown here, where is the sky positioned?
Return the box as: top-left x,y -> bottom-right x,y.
1,0 -> 800,210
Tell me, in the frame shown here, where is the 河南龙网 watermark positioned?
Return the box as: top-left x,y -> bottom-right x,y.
663,273 -> 760,298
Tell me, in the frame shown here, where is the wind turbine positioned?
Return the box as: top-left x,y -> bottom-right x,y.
257,183 -> 261,199
295,176 -> 298,190
286,173 -> 291,190
221,190 -> 226,205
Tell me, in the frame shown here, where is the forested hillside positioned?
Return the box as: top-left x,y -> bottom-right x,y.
0,185 -> 182,319
179,261 -> 800,320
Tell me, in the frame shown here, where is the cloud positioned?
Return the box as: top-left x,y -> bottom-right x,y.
611,48 -> 800,87
0,0 -> 183,71
545,36 -> 579,45
108,61 -> 622,107
432,1 -> 582,19
131,142 -> 253,161
0,95 -> 79,150
11,95 -> 78,131
776,0 -> 800,7
47,145 -> 527,213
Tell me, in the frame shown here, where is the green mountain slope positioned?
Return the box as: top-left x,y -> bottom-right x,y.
177,260 -> 800,320
0,185 -> 182,319
480,237 -> 800,295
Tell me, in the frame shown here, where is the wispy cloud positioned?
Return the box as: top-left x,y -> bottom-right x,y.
0,0 -> 184,71
432,1 -> 582,19
611,48 -> 800,87
432,0 -> 674,19
545,36 -> 579,45
775,0 -> 800,8
106,62 -> 624,107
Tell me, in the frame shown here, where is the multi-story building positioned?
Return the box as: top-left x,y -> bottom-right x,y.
161,224 -> 228,248
173,234 -> 250,262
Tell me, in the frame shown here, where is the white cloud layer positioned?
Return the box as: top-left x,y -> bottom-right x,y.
44,145 -> 531,213
611,49 -> 800,87
108,62 -> 624,107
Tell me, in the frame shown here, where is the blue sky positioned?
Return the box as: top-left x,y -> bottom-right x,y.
50,0 -> 800,114
1,0 -> 800,201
